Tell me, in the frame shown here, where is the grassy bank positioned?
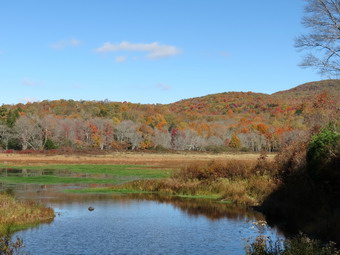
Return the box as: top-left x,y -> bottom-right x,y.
0,158 -> 276,205
76,156 -> 277,205
0,193 -> 54,234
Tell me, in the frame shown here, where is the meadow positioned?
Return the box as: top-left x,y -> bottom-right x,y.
0,152 -> 275,204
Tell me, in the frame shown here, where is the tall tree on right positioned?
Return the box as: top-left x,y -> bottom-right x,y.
295,0 -> 340,76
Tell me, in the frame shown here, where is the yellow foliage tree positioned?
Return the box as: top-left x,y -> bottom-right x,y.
229,133 -> 241,148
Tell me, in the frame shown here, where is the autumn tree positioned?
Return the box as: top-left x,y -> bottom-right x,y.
295,0 -> 340,76
89,118 -> 114,150
229,133 -> 241,149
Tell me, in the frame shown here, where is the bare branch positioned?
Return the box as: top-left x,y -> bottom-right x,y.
296,0 -> 340,76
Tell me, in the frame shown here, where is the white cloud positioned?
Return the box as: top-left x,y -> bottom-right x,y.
22,79 -> 44,87
156,83 -> 172,91
20,97 -> 39,104
52,38 -> 81,49
115,56 -> 127,63
95,41 -> 181,59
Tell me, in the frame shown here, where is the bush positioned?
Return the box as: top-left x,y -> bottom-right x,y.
44,138 -> 58,150
153,145 -> 171,152
174,160 -> 256,181
7,138 -> 21,150
307,123 -> 339,178
240,147 -> 250,152
204,145 -> 229,153
261,122 -> 340,245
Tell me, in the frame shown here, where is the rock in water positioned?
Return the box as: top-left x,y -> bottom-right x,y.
88,206 -> 94,211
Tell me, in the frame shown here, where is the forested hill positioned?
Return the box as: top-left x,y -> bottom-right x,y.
0,79 -> 339,152
171,79 -> 340,114
272,79 -> 340,102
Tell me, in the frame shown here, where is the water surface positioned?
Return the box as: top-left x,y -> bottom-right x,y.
5,185 -> 283,255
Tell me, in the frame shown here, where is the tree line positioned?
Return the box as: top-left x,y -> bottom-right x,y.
0,112 -> 304,152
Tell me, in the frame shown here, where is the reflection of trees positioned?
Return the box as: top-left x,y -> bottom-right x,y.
123,193 -> 265,222
8,184 -> 265,222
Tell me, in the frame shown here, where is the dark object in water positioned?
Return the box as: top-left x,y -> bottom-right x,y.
88,207 -> 94,211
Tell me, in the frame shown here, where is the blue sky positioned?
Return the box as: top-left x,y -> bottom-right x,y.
0,0 -> 321,105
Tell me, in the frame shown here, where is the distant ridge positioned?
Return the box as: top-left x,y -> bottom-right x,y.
169,79 -> 340,114
272,79 -> 340,98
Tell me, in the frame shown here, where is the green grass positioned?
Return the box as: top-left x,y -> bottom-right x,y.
65,186 -> 225,201
0,164 -> 173,185
65,188 -> 153,194
0,164 -> 172,178
0,176 -> 122,185
176,194 -> 221,200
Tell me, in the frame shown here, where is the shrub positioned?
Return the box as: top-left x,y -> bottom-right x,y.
44,138 -> 58,150
174,160 -> 256,181
7,138 -> 21,150
204,145 -> 228,153
307,123 -> 339,178
240,147 -> 250,152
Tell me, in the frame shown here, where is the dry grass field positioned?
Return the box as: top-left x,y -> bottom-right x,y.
0,152 -> 274,168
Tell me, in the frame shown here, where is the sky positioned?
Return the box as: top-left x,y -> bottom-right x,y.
0,0 -> 322,105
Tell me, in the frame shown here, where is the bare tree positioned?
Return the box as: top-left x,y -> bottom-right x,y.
14,116 -> 45,150
0,125 -> 12,150
115,120 -> 142,150
295,0 -> 340,76
153,129 -> 172,149
172,129 -> 206,151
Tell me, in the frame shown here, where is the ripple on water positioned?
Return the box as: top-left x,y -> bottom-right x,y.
14,194 -> 283,255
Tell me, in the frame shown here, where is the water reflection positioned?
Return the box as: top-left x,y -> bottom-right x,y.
1,183 -> 283,255
1,182 -> 266,224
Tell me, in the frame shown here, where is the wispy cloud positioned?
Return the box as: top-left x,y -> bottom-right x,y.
156,83 -> 172,91
52,38 -> 81,49
115,56 -> 127,63
95,41 -> 181,59
22,79 -> 44,87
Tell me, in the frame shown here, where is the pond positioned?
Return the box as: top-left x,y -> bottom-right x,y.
0,183 -> 284,255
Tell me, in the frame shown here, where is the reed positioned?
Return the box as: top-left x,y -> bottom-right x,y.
116,155 -> 277,205
0,193 -> 54,234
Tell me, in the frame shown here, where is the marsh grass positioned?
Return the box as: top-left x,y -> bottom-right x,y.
65,187 -> 152,194
0,193 -> 54,234
106,156 -> 277,205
